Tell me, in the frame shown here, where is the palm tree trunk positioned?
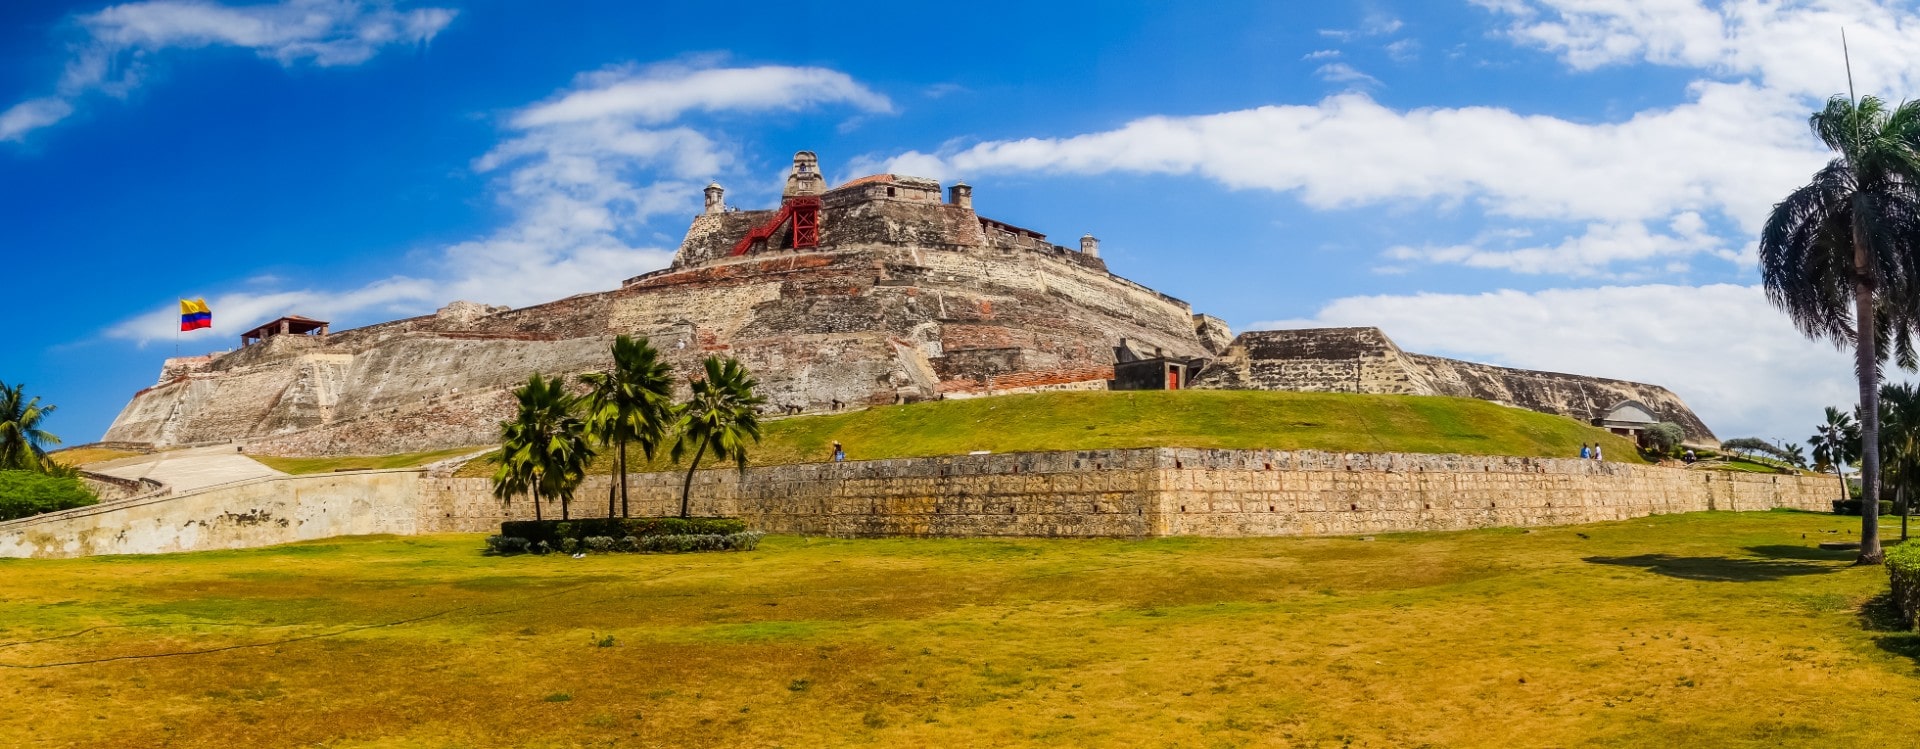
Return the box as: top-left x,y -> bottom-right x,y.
1853,234 -> 1885,565
561,493 -> 570,521
533,493 -> 543,522
680,444 -> 706,519
608,439 -> 618,520
619,440 -> 630,519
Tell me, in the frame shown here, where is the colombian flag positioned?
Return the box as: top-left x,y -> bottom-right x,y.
179,298 -> 212,332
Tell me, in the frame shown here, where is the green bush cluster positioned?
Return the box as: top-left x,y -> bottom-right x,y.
500,517 -> 747,545
485,531 -> 762,556
1833,498 -> 1896,516
1889,543 -> 1920,631
0,470 -> 98,521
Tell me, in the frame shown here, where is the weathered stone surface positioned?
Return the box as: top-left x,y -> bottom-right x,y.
1190,328 -> 1719,446
0,448 -> 1832,557
106,172 -> 1208,454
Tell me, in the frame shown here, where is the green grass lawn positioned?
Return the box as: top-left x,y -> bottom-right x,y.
458,390 -> 1646,477
0,512 -> 1912,747
247,446 -> 487,475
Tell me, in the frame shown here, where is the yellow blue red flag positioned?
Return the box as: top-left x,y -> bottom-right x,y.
179,298 -> 212,331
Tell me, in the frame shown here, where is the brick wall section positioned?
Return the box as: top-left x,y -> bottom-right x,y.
421,448 -> 1834,539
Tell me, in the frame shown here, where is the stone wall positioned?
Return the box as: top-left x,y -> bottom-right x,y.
0,471 -> 424,558
422,448 -> 1832,539
1192,328 -> 1719,446
2,449 -> 1834,557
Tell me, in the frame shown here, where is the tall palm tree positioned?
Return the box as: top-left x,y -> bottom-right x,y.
1810,406 -> 1862,514
0,381 -> 61,472
493,374 -> 595,522
581,336 -> 677,519
1882,382 -> 1920,541
1760,95 -> 1920,565
670,356 -> 765,519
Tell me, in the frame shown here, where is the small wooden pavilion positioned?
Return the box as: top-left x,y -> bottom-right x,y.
240,315 -> 330,347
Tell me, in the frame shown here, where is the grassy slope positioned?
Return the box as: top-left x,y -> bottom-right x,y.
458,390 -> 1646,477
47,446 -> 143,467
0,514 -> 1912,747
248,446 -> 486,475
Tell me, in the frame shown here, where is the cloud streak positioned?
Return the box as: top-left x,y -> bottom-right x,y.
1,0 -> 456,142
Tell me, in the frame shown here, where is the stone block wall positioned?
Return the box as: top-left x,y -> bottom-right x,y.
423,449 -> 1833,540
2,449 -> 1835,558
0,471 -> 425,558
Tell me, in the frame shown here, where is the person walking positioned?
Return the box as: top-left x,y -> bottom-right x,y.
832,441 -> 846,462
1580,443 -> 1591,460
1592,444 -> 1603,462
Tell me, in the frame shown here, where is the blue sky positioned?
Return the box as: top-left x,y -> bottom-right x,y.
6,0 -> 1918,448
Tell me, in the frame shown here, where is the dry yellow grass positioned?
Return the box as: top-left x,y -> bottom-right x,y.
0,512 -> 1913,747
46,446 -> 144,467
246,446 -> 487,475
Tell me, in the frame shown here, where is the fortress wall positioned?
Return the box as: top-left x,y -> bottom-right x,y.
1190,329 -> 1718,446
2,450 -> 1834,557
421,449 -> 1833,539
1407,354 -> 1717,444
1190,327 -> 1433,394
0,470 -> 424,558
1151,449 -> 1821,536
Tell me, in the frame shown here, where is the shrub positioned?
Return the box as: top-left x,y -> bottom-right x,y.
484,535 -> 533,555
625,531 -> 762,553
1833,499 -> 1895,516
500,517 -> 749,545
617,535 -> 640,552
585,536 -> 615,552
560,538 -> 580,555
0,470 -> 99,521
1890,543 -> 1920,631
1642,422 -> 1685,455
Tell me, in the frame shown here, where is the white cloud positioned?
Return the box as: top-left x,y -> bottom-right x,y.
1479,0 -> 1920,100
3,0 -> 456,142
1386,38 -> 1421,62
0,98 -> 76,141
1302,49 -> 1342,61
106,63 -> 886,344
1314,63 -> 1381,88
1382,213 -> 1734,277
873,81 -> 1820,232
1320,11 -> 1404,41
514,64 -> 893,128
1253,284 -> 1858,443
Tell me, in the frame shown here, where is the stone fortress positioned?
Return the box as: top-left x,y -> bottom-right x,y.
104,151 -> 1718,455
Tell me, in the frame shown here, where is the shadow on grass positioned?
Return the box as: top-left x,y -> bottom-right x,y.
1584,554 -> 1842,582
1744,545 -> 1861,562
1857,592 -> 1920,668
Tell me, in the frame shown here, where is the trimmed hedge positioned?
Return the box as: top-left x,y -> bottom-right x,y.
1833,499 -> 1896,516
485,531 -> 763,556
500,517 -> 748,546
0,470 -> 98,521
1889,543 -> 1920,631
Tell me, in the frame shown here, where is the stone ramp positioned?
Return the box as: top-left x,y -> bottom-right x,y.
87,446 -> 286,493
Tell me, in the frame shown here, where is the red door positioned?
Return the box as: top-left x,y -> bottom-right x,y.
1166,365 -> 1181,390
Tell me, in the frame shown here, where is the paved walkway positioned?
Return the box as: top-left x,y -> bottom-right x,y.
87,446 -> 285,493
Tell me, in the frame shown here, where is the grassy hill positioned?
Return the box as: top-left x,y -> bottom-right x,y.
456,390 -> 1645,477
